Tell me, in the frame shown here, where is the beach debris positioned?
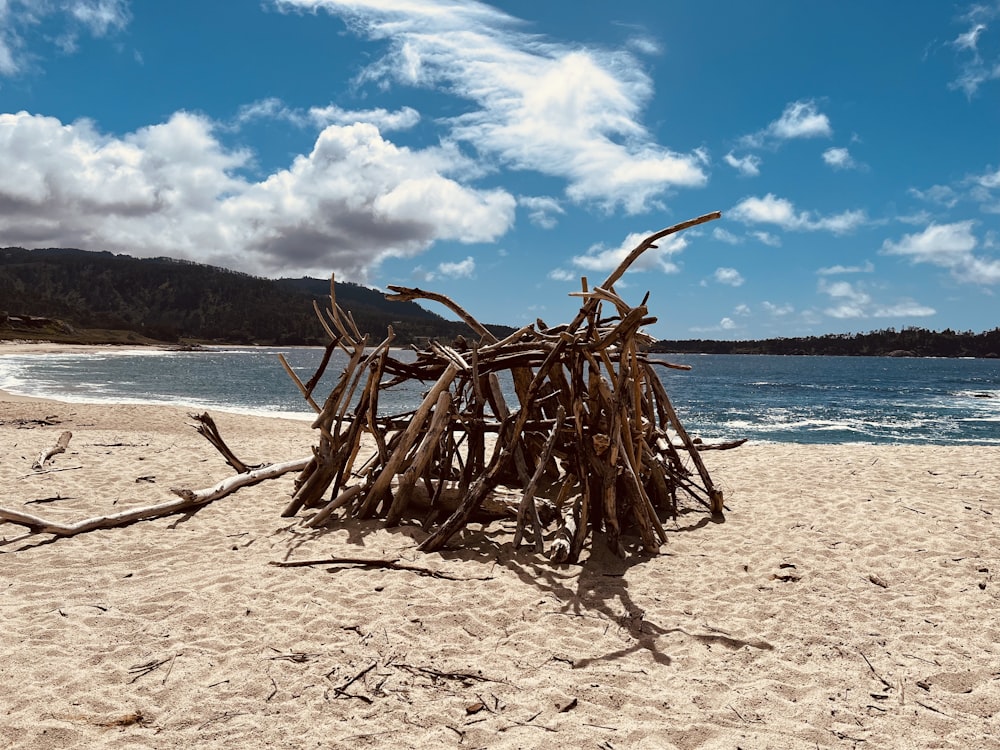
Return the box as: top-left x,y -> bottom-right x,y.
868,573 -> 889,588
278,211 -> 736,562
31,429 -> 72,469
189,411 -> 264,473
0,457 -> 308,537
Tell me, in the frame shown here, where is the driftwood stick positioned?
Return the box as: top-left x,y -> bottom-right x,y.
384,286 -> 497,343
32,431 -> 72,470
513,406 -> 565,553
307,483 -> 364,528
0,458 -> 309,537
549,501 -> 578,563
385,390 -> 452,526
357,364 -> 459,518
170,457 -> 311,504
648,372 -> 724,514
190,413 -> 260,473
306,340 -> 338,392
277,354 -> 322,413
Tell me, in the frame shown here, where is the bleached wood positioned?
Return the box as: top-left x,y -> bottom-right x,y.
32,431 -> 72,470
1,458 -> 309,537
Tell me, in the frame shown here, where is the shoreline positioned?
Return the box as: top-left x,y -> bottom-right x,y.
2,391 -> 999,747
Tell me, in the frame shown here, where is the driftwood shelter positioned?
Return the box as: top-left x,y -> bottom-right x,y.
278,210 -> 736,562
1,211 -> 740,561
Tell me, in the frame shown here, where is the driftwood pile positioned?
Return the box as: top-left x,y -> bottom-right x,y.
280,211 -> 736,562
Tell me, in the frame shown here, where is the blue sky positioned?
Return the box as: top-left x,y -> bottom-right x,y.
2,1 -> 1000,339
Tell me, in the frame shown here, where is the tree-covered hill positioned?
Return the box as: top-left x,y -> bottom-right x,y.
0,247 -> 513,345
651,327 -> 1000,358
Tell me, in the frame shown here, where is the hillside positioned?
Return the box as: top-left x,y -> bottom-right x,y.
0,247 -> 514,346
651,328 -> 1000,358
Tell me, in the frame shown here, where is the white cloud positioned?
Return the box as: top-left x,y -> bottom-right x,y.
712,227 -> 742,244
276,0 -> 707,213
819,275 -> 936,320
950,4 -> 1000,96
751,231 -> 781,247
881,220 -> 1000,283
873,301 -> 937,317
767,100 -> 832,140
977,166 -> 1000,189
724,151 -> 761,177
571,230 -> 687,275
731,193 -> 866,235
548,268 -> 577,282
819,279 -> 871,319
762,301 -> 794,316
423,255 -> 476,282
817,261 -> 875,275
909,184 -> 959,208
518,195 -> 565,229
0,111 -> 516,280
719,317 -> 736,330
237,97 -> 421,132
822,147 -> 857,170
733,304 -> 751,316
0,0 -> 130,76
713,267 -> 744,286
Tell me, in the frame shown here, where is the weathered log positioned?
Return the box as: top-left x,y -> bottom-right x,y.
32,431 -> 72,470
1,457 -> 309,537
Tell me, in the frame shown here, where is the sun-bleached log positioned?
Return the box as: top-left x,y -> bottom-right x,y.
1,457 -> 309,538
32,431 -> 72,470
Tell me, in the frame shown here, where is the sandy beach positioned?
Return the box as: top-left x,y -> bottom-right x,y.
2,374 -> 999,748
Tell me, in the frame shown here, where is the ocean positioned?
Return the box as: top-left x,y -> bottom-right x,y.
1,347 -> 999,445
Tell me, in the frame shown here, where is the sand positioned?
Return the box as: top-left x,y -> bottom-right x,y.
1,380 -> 999,748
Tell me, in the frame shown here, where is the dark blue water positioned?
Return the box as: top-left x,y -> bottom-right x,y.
2,348 -> 999,445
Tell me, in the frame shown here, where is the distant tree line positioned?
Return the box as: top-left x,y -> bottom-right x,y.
0,247 -> 514,346
651,327 -> 1000,358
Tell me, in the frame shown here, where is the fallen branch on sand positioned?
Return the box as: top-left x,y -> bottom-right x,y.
270,556 -> 494,581
32,430 -> 72,469
0,458 -> 309,538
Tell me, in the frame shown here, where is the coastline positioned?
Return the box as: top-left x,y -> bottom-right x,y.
2,390 -> 998,747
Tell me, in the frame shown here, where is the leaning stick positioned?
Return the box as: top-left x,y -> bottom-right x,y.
0,458 -> 309,537
190,413 -> 260,473
384,286 -> 497,343
513,406 -> 565,553
32,431 -> 72,470
277,355 -> 322,413
357,363 -> 460,518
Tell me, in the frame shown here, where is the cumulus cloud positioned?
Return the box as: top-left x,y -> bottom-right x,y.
275,0 -> 707,213
0,111 -> 515,280
881,220 -> 1000,283
713,267 -> 744,286
570,230 -> 687,275
518,195 -> 565,229
419,255 -> 476,282
0,0 -> 130,75
767,100 -> 832,140
909,184 -> 960,208
724,151 -> 761,177
822,147 -> 858,170
731,193 -> 867,235
740,100 -> 833,149
762,301 -> 794,316
818,279 -> 935,320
